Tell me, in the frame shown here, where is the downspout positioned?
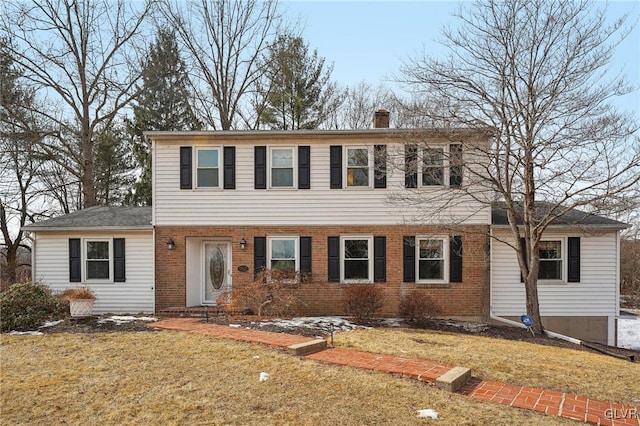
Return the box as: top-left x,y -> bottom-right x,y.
489,312 -> 582,345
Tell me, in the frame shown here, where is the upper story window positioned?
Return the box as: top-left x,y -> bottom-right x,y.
422,148 -> 444,186
86,240 -> 110,280
268,236 -> 299,272
405,143 -> 463,189
270,147 -> 295,188
346,147 -> 370,187
341,236 -> 373,282
538,240 -> 562,280
196,148 -> 220,188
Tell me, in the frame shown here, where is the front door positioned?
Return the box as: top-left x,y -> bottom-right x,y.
202,242 -> 232,305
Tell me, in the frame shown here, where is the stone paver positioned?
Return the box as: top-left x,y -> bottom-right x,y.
153,318 -> 640,426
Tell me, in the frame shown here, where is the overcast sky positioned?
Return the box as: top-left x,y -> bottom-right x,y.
283,1 -> 640,117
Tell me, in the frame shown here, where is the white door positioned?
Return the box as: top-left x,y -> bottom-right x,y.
202,242 -> 232,305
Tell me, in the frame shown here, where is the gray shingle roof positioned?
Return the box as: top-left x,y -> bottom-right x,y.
491,202 -> 627,228
23,206 -> 152,231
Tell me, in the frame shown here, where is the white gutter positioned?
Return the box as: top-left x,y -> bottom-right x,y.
489,312 -> 582,345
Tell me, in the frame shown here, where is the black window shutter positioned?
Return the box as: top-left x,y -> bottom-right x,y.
254,237 -> 266,277
374,236 -> 386,282
449,144 -> 463,188
69,238 -> 81,282
450,236 -> 463,282
330,146 -> 342,189
567,237 -> 580,282
520,237 -> 527,282
403,236 -> 415,282
223,146 -> 236,189
179,146 -> 192,189
405,144 -> 418,188
113,238 -> 126,282
327,236 -> 340,281
254,146 -> 267,189
298,146 -> 311,189
300,237 -> 312,280
374,145 -> 387,189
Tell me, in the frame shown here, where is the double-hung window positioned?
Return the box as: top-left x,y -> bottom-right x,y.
342,236 -> 373,282
538,240 -> 562,280
270,147 -> 295,188
346,147 -> 370,187
268,237 -> 299,272
86,240 -> 110,280
417,237 -> 448,282
196,148 -> 220,188
422,148 -> 444,186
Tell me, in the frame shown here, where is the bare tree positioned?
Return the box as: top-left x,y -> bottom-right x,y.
397,0 -> 640,333
161,0 -> 285,130
1,0 -> 155,208
329,81 -> 392,129
0,38 -> 50,287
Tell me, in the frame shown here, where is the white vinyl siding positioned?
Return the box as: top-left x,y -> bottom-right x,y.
153,142 -> 490,226
491,230 -> 618,317
31,231 -> 154,314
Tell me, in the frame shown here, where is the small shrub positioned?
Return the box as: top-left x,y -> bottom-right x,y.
61,287 -> 96,300
225,269 -> 303,317
399,290 -> 442,326
343,284 -> 384,322
0,282 -> 68,332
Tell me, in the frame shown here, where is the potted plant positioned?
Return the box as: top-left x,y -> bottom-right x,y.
62,287 -> 96,317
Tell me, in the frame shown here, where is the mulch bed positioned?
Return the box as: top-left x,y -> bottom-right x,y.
37,314 -> 639,362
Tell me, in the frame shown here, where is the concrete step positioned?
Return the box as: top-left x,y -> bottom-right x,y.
436,366 -> 472,392
288,339 -> 327,356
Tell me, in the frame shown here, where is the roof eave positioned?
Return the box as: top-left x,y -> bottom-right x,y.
23,225 -> 153,232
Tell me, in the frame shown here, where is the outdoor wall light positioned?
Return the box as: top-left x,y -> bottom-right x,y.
166,238 -> 175,251
240,238 -> 247,250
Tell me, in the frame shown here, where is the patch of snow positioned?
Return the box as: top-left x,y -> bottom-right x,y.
257,316 -> 366,334
40,320 -> 64,328
253,355 -> 260,359
417,409 -> 439,419
618,318 -> 640,350
97,315 -> 158,325
228,324 -> 241,328
259,372 -> 269,382
7,331 -> 43,336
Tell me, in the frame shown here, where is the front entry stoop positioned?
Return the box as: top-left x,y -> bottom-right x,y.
288,339 -> 327,356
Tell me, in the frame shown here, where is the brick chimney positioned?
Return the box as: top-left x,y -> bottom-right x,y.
373,109 -> 390,128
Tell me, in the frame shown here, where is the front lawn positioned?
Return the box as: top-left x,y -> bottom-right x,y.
334,328 -> 640,406
1,331 -> 578,426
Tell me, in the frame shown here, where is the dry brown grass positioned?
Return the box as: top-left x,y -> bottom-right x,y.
334,328 -> 640,406
0,332 -> 578,426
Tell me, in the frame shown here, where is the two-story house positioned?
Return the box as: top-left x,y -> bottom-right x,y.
23,111 -> 626,345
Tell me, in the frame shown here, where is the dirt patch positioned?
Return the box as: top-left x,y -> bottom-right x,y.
40,316 -> 159,334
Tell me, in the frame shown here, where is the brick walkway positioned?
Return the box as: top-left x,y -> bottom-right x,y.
153,318 -> 639,426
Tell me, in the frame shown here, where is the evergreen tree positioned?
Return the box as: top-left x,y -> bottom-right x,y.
259,35 -> 342,130
126,27 -> 201,206
94,125 -> 135,206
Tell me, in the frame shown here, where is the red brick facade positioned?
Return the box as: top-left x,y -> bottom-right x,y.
155,224 -> 490,319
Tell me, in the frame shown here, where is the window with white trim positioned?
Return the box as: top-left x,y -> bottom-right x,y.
268,237 -> 299,272
270,147 -> 295,188
422,148 -> 444,186
85,240 -> 111,280
346,147 -> 371,187
341,236 -> 373,282
538,240 -> 562,280
417,237 -> 449,282
196,147 -> 221,188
